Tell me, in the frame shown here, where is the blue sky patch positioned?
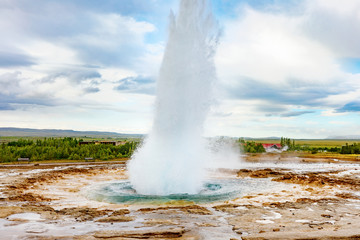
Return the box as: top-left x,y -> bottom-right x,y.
339,58 -> 360,74
337,102 -> 360,113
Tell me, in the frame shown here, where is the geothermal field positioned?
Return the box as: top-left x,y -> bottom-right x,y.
1,154 -> 360,239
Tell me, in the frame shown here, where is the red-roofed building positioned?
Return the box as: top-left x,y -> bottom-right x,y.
262,143 -> 282,149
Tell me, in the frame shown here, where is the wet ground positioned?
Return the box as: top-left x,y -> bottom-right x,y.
1,153 -> 360,239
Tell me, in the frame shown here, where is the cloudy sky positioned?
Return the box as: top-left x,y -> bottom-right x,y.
0,0 -> 359,138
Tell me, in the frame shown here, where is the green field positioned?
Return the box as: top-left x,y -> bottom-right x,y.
250,139 -> 359,148
0,136 -> 138,144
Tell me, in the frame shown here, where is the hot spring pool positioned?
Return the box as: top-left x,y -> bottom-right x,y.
85,178 -> 282,204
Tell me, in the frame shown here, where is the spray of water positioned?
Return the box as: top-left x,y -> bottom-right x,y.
128,0 -> 220,195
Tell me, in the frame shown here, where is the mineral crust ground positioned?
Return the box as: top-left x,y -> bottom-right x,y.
1,153 -> 360,240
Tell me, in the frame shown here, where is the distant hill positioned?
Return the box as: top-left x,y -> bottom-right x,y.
0,127 -> 144,138
327,135 -> 360,140
241,137 -> 281,140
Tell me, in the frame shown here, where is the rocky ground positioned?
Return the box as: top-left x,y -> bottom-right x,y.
0,154 -> 360,239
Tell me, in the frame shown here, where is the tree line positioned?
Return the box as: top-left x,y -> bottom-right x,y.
238,139 -> 266,153
280,137 -> 296,149
339,143 -> 360,154
239,137 -> 360,155
0,137 -> 139,163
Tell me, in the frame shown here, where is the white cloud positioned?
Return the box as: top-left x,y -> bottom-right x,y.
320,110 -> 347,117
309,0 -> 360,17
304,0 -> 360,58
216,2 -> 359,106
99,68 -> 136,82
19,41 -> 80,67
0,72 -> 21,95
0,1 -> 158,70
207,0 -> 360,137
66,13 -> 156,66
0,0 -> 161,132
217,7 -> 343,85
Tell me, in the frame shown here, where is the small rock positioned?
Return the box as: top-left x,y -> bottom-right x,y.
143,219 -> 179,226
195,222 -> 218,227
93,227 -> 186,239
111,209 -> 130,216
96,216 -> 134,222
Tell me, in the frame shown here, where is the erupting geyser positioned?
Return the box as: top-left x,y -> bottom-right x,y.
128,0 -> 220,195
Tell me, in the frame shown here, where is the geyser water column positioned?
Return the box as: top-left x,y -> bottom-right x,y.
128,0 -> 220,195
